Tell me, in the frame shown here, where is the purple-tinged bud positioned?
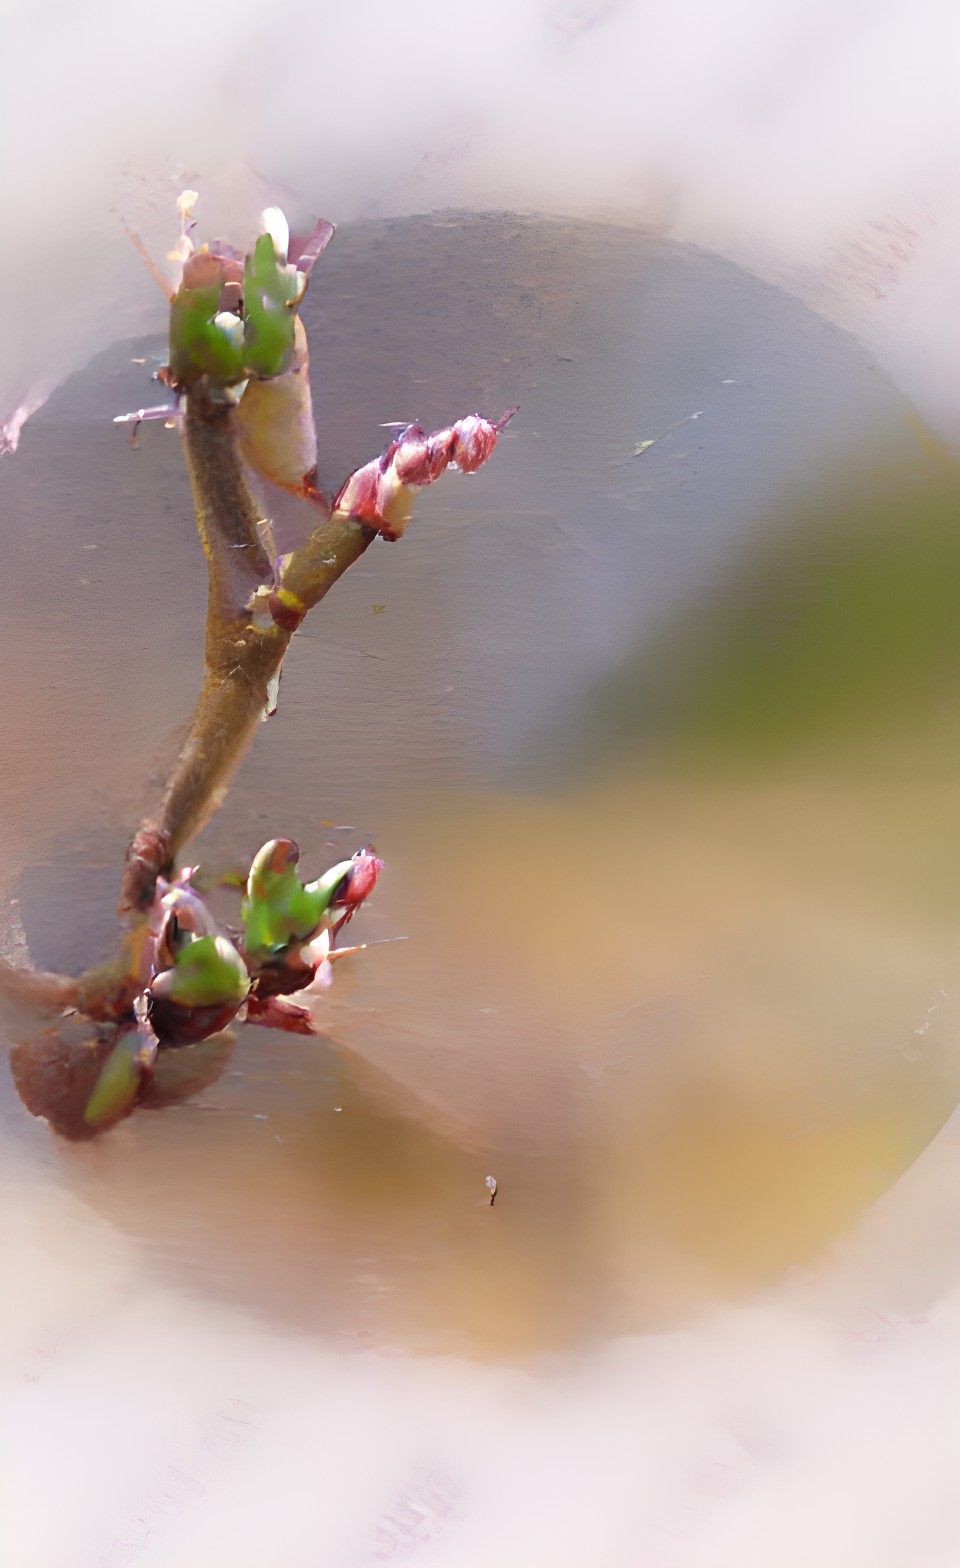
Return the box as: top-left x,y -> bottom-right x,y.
292,217 -> 336,277
334,459 -> 382,524
374,467 -> 415,541
392,424 -> 430,485
427,427 -> 457,470
334,847 -> 383,908
332,408 -> 516,538
388,423 -> 444,486
451,414 -> 498,472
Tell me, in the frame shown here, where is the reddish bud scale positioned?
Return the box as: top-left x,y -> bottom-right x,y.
121,823 -> 172,912
451,415 -> 498,472
181,251 -> 245,311
334,848 -> 383,907
268,839 -> 299,873
268,587 -> 306,631
248,952 -> 313,1000
334,460 -> 382,525
332,412 -> 511,539
148,996 -> 242,1049
393,424 -> 454,486
246,993 -> 317,1034
181,252 -> 224,291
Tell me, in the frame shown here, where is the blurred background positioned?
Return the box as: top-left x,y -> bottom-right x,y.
4,3 -> 960,1565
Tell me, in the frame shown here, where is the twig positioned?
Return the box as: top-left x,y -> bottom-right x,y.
0,957 -> 79,1014
118,383 -> 377,912
6,200 -> 514,1144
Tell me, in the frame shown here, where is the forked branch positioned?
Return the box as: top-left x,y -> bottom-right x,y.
3,193 -> 515,1139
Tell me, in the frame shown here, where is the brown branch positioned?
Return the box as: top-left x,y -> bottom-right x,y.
7,201 -> 515,1139
183,382 -> 274,625
1,942 -> 143,1024
269,512 -> 377,628
6,395 -> 506,1048
0,957 -> 79,1015
117,401 -> 514,913
118,383 -> 377,913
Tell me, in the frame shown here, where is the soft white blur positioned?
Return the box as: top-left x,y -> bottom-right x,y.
2,0 -> 960,432
7,1121 -> 960,1568
5,3 -> 960,1564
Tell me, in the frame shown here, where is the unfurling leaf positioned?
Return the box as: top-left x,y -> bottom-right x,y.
141,875 -> 251,1047
151,934 -> 250,1009
84,1028 -> 153,1129
242,231 -> 303,379
164,197 -> 331,400
11,1018 -> 148,1141
242,839 -> 381,963
168,277 -> 245,389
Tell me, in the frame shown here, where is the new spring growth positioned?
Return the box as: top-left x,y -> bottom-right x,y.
5,186 -> 517,1143
166,198 -> 319,390
82,838 -> 383,1131
268,409 -> 518,630
242,838 -> 383,963
128,873 -> 252,1052
332,409 -> 519,543
148,192 -> 336,499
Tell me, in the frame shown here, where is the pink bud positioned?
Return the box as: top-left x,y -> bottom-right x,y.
394,423 -> 451,487
333,459 -> 382,524
391,424 -> 427,483
427,427 -> 457,471
335,847 -> 383,907
374,466 -> 414,541
451,414 -> 498,472
332,409 -> 515,537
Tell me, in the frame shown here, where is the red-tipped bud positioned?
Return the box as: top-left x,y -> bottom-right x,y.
394,423 -> 452,487
334,459 -> 382,524
332,409 -> 514,537
334,847 -> 383,907
451,414 -> 499,472
427,429 -> 457,467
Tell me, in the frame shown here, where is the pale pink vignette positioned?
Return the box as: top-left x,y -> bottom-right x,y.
372,1469 -> 460,1561
97,1399 -> 263,1568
